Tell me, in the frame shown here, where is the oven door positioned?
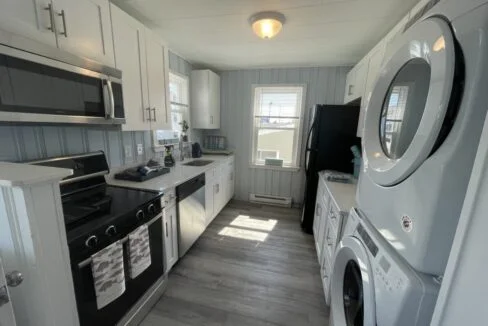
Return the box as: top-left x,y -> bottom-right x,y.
71,215 -> 164,326
0,44 -> 125,125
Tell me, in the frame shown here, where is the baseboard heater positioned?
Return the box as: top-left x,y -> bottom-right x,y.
249,194 -> 292,208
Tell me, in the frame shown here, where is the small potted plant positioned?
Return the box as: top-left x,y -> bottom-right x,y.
179,120 -> 189,142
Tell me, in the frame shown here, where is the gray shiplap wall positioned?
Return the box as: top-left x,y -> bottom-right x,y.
215,67 -> 350,205
0,51 -> 196,166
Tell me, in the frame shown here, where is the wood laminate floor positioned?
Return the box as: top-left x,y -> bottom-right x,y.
140,200 -> 329,326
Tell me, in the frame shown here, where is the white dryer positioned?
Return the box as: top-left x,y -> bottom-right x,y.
330,209 -> 439,326
358,0 -> 488,276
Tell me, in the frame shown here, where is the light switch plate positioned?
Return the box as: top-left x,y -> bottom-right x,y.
137,144 -> 144,156
124,145 -> 132,159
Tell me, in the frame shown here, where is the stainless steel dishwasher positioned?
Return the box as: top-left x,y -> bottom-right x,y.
176,173 -> 206,257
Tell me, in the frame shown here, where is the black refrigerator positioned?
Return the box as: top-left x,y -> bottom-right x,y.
301,104 -> 360,234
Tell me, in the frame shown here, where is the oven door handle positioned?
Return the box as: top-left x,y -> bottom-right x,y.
77,213 -> 162,269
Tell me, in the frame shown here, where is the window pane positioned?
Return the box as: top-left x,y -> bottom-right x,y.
255,87 -> 303,118
169,73 -> 189,105
254,117 -> 298,129
257,129 -> 295,164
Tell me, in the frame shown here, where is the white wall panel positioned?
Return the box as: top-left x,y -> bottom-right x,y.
215,66 -> 350,205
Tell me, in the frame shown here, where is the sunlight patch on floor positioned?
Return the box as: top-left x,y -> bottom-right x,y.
229,215 -> 278,231
218,226 -> 269,242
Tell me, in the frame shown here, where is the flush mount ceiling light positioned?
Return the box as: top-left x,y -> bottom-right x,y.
249,11 -> 286,39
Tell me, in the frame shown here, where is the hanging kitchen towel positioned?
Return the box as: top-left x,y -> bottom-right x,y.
128,224 -> 152,279
91,240 -> 126,310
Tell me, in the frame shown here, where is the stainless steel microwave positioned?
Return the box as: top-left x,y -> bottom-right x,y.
0,36 -> 125,125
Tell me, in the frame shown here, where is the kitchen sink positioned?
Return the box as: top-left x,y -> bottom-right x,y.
183,160 -> 214,167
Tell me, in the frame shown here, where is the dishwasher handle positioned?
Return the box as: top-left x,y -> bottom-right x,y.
176,173 -> 206,202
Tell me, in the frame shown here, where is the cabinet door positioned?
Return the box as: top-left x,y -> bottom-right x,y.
313,199 -> 323,259
54,0 -> 114,66
0,0 -> 57,47
357,42 -> 386,137
354,58 -> 368,100
163,205 -> 178,272
209,72 -> 220,128
227,169 -> 235,203
191,70 -> 210,128
111,4 -> 150,131
145,28 -> 171,130
205,171 -> 215,225
213,179 -> 224,216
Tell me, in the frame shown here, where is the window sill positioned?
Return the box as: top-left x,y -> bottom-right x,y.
249,164 -> 301,172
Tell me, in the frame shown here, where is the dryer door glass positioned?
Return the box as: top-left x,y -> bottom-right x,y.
380,58 -> 431,159
343,260 -> 364,326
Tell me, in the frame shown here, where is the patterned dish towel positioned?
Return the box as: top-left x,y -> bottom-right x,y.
128,224 -> 152,279
91,240 -> 126,310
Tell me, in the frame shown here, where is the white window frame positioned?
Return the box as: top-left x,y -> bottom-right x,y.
250,84 -> 306,171
153,71 -> 190,149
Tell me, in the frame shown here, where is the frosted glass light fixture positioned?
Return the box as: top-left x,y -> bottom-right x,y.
249,11 -> 286,39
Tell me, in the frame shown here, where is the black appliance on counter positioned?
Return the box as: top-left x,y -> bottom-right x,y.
192,142 -> 203,158
29,151 -> 164,326
301,104 -> 360,234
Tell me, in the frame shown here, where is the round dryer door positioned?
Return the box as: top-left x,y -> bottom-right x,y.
363,17 -> 458,186
330,237 -> 376,326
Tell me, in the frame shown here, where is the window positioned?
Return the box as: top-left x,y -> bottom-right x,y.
154,72 -> 190,146
251,85 -> 305,168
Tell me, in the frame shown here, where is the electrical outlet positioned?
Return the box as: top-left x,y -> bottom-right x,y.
124,145 -> 132,159
137,144 -> 144,156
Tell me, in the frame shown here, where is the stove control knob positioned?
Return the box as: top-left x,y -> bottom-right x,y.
85,235 -> 98,248
148,204 -> 156,215
136,209 -> 145,220
105,225 -> 117,237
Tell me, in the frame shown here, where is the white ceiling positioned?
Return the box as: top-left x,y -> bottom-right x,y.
112,0 -> 419,70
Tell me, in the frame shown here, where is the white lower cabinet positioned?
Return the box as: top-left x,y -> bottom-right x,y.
163,203 -> 178,272
204,158 -> 235,226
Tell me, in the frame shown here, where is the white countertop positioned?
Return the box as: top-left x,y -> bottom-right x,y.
0,162 -> 73,187
320,175 -> 357,213
106,155 -> 234,192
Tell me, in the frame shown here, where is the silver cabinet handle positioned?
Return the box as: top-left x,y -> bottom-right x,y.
145,108 -> 152,122
165,221 -> 168,237
44,3 -> 55,33
210,115 -> 213,124
58,9 -> 68,37
152,108 -> 157,121
348,85 -> 354,96
6,271 -> 23,287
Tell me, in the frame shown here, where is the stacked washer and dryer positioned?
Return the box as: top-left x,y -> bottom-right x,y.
329,0 -> 488,325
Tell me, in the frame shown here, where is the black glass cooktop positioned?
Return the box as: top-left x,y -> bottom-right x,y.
62,185 -> 160,235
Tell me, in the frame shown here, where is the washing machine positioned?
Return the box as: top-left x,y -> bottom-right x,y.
330,208 -> 440,326
358,0 -> 488,276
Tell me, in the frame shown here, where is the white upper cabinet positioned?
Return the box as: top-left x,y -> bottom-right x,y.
0,0 -> 57,47
53,0 -> 114,66
343,56 -> 368,104
357,41 -> 386,137
0,0 -> 114,66
111,3 -> 150,131
191,69 -> 221,129
145,28 -> 171,131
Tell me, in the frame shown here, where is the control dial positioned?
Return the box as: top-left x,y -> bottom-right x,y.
85,235 -> 98,248
105,225 -> 117,237
136,209 -> 145,220
148,203 -> 156,215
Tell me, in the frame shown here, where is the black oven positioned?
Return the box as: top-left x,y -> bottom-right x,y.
30,152 -> 165,326
0,43 -> 125,125
71,213 -> 164,326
